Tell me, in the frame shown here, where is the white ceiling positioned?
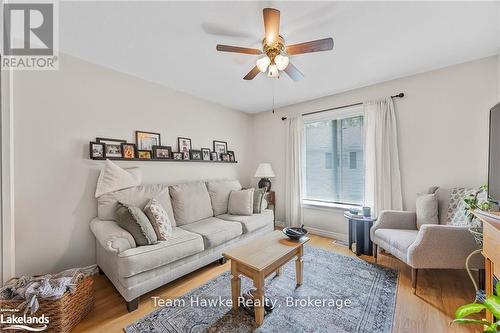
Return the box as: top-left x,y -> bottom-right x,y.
59,1 -> 500,113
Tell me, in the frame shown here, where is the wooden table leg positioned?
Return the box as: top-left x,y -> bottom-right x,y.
230,261 -> 240,310
254,274 -> 265,326
275,267 -> 282,277
296,246 -> 304,286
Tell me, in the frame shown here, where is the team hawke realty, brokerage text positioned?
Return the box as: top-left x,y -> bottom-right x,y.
152,296 -> 353,309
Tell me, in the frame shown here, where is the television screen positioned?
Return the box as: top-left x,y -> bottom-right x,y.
488,102 -> 500,203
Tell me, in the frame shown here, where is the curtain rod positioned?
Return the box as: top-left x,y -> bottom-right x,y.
280,92 -> 405,121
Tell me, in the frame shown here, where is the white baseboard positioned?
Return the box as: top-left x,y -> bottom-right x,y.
305,226 -> 348,242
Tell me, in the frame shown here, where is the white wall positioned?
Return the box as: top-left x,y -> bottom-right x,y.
12,54 -> 253,276
252,56 -> 500,237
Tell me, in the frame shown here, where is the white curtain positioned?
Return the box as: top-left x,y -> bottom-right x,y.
285,116 -> 304,227
364,98 -> 403,215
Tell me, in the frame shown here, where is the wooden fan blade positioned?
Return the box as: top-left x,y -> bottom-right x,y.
263,8 -> 280,45
286,38 -> 334,55
216,44 -> 262,55
243,66 -> 261,80
284,62 -> 304,81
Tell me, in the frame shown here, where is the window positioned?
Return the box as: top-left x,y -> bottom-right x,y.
303,105 -> 364,206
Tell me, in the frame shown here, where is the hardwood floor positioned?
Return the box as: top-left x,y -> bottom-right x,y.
73,234 -> 477,333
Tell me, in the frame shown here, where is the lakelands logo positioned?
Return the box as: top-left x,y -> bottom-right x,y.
0,308 -> 49,331
1,2 -> 58,70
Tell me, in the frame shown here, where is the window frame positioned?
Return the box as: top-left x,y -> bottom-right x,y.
302,104 -> 364,207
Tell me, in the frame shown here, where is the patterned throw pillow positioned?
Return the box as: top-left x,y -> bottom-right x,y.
447,188 -> 477,227
144,198 -> 173,241
116,203 -> 158,246
253,188 -> 267,214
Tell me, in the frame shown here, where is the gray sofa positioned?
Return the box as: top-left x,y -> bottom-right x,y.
370,187 -> 484,294
90,180 -> 274,311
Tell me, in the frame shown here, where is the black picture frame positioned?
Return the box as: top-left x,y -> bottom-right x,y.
96,137 -> 126,158
90,141 -> 106,158
172,152 -> 184,160
189,149 -> 202,160
213,140 -> 228,158
210,152 -> 219,161
121,143 -> 137,159
201,148 -> 211,161
221,153 -> 230,162
152,145 -> 172,159
177,137 -> 192,156
227,150 -> 235,162
137,150 -> 152,159
136,131 -> 161,151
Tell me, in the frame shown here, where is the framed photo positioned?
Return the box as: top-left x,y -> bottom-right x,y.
152,145 -> 172,159
210,152 -> 219,161
227,150 -> 235,162
136,131 -> 161,151
96,138 -> 126,158
177,137 -> 192,156
121,143 -> 136,159
201,148 -> 211,161
213,140 -> 227,159
137,150 -> 152,159
89,142 -> 105,159
189,149 -> 202,160
221,153 -> 230,162
172,152 -> 184,160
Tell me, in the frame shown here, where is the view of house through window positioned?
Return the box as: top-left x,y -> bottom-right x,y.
304,107 -> 364,205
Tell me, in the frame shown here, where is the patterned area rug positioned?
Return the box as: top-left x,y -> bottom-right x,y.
125,246 -> 398,333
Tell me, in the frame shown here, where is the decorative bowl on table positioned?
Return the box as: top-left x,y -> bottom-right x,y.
283,226 -> 308,241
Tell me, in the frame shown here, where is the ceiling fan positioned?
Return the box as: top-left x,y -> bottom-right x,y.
216,8 -> 334,81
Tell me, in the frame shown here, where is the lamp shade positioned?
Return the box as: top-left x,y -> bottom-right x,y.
254,163 -> 275,178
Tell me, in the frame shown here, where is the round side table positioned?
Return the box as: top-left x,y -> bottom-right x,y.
344,212 -> 377,256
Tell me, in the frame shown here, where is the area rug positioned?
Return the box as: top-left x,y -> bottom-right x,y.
125,246 -> 398,333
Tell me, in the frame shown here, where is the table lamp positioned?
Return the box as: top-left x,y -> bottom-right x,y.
254,163 -> 275,192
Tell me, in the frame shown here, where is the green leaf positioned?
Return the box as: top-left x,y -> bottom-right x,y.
455,303 -> 487,318
496,282 -> 500,296
483,295 -> 500,318
452,318 -> 491,326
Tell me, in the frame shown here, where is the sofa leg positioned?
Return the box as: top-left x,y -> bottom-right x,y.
218,257 -> 227,265
127,297 -> 139,312
411,268 -> 418,295
373,244 -> 378,263
478,269 -> 486,290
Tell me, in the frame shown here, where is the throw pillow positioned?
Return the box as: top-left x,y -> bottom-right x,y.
253,188 -> 267,214
416,193 -> 439,229
448,187 -> 477,226
144,198 -> 173,241
95,160 -> 141,198
116,202 -> 157,246
228,189 -> 255,216
261,198 -> 268,211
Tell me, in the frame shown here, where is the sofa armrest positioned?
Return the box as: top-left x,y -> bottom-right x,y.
90,218 -> 136,254
370,210 -> 417,239
407,224 -> 483,269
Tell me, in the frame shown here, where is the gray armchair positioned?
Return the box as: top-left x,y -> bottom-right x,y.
370,187 -> 483,294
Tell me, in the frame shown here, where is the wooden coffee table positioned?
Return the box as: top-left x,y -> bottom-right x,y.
222,230 -> 309,326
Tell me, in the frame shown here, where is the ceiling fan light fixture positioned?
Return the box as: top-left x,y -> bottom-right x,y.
275,54 -> 289,70
256,56 -> 271,72
267,64 -> 279,78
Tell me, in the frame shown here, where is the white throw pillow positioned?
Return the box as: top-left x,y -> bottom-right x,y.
144,198 -> 173,240
95,160 -> 141,198
416,193 -> 439,229
228,189 -> 255,216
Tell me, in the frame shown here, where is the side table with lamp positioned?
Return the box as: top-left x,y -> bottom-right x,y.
254,163 -> 276,226
344,207 -> 377,256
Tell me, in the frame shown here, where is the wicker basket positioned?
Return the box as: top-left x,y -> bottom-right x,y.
0,275 -> 94,333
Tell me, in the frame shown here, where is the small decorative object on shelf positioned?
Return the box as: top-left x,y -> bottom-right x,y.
201,148 -> 211,161
254,163 -> 275,192
210,152 -> 219,161
227,150 -> 235,162
137,150 -> 152,159
189,149 -> 202,160
96,138 -> 125,158
121,143 -> 136,159
172,152 -> 183,160
213,140 -> 227,159
152,145 -> 172,159
136,131 -> 161,151
178,137 -> 192,160
89,141 -> 105,158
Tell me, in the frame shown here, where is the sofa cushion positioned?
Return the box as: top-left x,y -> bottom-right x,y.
218,209 -> 274,233
206,180 -> 242,216
373,229 -> 419,263
95,160 -> 141,198
416,193 -> 438,229
117,227 -> 204,278
169,182 -> 213,225
144,198 -> 173,240
228,189 -> 254,216
98,184 -> 176,226
115,203 -> 158,246
180,217 -> 242,248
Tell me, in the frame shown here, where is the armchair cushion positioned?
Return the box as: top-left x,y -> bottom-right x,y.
372,229 -> 419,263
416,193 -> 438,229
